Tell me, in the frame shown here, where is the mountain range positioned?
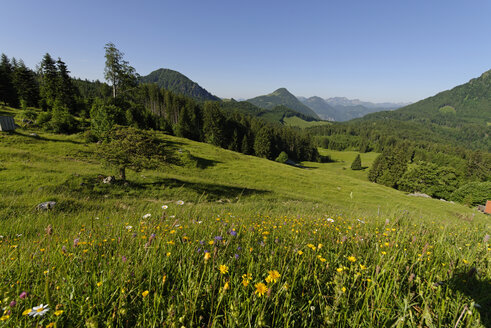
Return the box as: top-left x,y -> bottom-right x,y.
298,96 -> 408,121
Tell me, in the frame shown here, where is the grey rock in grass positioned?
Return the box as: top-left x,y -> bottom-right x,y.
36,201 -> 56,211
407,192 -> 431,198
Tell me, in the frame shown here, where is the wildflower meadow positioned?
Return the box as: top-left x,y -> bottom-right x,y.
1,202 -> 490,327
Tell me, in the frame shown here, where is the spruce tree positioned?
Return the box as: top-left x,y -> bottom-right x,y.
12,60 -> 39,107
104,42 -> 137,98
56,58 -> 77,113
0,54 -> 19,107
351,154 -> 362,170
254,127 -> 273,159
39,53 -> 58,109
202,101 -> 226,147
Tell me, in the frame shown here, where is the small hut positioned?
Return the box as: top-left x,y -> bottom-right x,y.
0,116 -> 16,131
485,200 -> 491,215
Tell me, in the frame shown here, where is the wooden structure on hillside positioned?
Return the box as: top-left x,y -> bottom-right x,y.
485,200 -> 491,215
0,116 -> 16,131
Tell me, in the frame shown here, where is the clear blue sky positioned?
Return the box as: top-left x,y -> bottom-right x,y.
1,0 -> 490,103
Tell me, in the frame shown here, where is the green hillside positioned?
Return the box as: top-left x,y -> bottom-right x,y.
247,88 -> 320,120
357,69 -> 491,150
139,68 -> 220,101
1,119 -> 484,226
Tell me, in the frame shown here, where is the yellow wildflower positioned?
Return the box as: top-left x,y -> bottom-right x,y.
266,270 -> 281,284
142,290 -> 149,298
204,252 -> 211,261
255,282 -> 268,297
219,265 -> 229,275
347,256 -> 356,263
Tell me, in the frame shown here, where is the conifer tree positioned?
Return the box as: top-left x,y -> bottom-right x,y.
12,60 -> 39,107
39,53 -> 58,109
56,58 -> 77,113
0,54 -> 19,107
254,126 -> 274,159
104,42 -> 137,98
202,101 -> 226,147
351,154 -> 362,170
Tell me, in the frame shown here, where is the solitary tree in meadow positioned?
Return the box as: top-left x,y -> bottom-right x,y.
351,154 -> 362,170
98,126 -> 172,181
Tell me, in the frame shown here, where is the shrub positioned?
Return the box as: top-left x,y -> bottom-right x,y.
275,151 -> 289,164
450,181 -> 491,206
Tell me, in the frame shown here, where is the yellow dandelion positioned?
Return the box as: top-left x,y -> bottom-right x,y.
242,279 -> 250,287
54,310 -> 64,316
347,256 -> 356,263
142,290 -> 149,298
341,287 -> 346,293
0,315 -> 9,321
381,251 -> 387,255
96,281 -> 103,287
204,252 -> 211,261
224,282 -> 230,291
336,267 -> 343,273
297,250 -> 304,255
22,309 -> 32,316
46,323 -> 55,328
219,265 -> 229,275
359,264 -> 367,270
255,282 -> 268,297
162,275 -> 167,285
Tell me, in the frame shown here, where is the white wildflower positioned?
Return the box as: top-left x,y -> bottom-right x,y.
29,304 -> 49,317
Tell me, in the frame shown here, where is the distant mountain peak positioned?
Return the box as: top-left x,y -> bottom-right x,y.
246,88 -> 320,120
139,68 -> 219,102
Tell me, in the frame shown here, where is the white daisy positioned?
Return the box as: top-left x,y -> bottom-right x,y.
29,304 -> 49,317
142,214 -> 151,219
161,205 -> 168,209
176,200 -> 184,205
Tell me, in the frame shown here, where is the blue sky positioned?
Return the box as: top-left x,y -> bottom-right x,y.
1,0 -> 490,102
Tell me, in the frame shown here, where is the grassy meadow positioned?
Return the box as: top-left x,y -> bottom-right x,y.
0,116 -> 490,327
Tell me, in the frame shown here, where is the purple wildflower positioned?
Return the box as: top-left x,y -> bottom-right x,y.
214,236 -> 223,241
122,256 -> 127,263
234,254 -> 239,259
9,300 -> 16,308
229,229 -> 237,237
19,292 -> 27,299
73,238 -> 79,247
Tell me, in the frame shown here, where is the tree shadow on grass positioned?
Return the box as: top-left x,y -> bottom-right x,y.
445,268 -> 491,327
135,178 -> 271,201
10,130 -> 84,144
